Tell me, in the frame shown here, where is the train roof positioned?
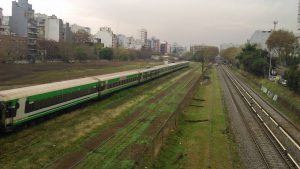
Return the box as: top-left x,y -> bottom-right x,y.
93,69 -> 141,81
0,77 -> 98,102
0,62 -> 189,102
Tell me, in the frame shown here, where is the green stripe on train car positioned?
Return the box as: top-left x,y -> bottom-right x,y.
126,74 -> 139,79
27,82 -> 99,102
14,94 -> 98,125
7,99 -> 19,107
107,78 -> 120,84
101,82 -> 139,95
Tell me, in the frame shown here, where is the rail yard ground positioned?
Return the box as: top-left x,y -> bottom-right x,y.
1,63 -> 299,169
154,66 -> 244,169
0,61 -> 158,90
0,63 -> 202,168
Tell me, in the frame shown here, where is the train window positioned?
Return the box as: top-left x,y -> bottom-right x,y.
25,87 -> 98,113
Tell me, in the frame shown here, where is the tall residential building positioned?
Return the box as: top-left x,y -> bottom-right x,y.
249,30 -> 271,50
0,8 -> 3,26
116,34 -> 129,48
62,22 -> 72,43
94,27 -> 114,48
71,24 -> 91,34
35,13 -> 47,39
44,15 -> 63,42
160,41 -> 168,55
0,16 -> 11,35
150,37 -> 160,53
172,43 -> 187,56
11,0 -> 35,37
298,0 -> 300,42
11,0 -> 38,61
138,28 -> 147,45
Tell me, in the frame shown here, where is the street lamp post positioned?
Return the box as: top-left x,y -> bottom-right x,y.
268,21 -> 278,79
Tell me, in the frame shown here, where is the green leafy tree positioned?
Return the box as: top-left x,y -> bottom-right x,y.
75,47 -> 87,61
99,47 -> 113,60
266,30 -> 299,67
285,66 -> 300,94
220,47 -> 241,64
237,44 -> 269,77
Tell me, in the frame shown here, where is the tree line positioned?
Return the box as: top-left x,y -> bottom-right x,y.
221,29 -> 300,94
0,30 -> 155,63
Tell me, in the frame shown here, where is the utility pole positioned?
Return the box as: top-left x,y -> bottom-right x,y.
269,21 -> 278,78
273,21 -> 278,31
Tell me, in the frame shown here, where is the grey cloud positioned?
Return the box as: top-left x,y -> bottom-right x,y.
0,0 -> 298,46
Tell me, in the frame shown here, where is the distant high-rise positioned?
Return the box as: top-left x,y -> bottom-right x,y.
11,0 -> 35,37
11,0 -> 38,62
139,28 -> 147,45
298,0 -> 300,41
0,8 -> 3,26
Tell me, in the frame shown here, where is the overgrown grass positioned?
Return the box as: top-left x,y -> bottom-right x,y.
76,65 -> 202,169
233,68 -> 300,126
154,67 -> 244,169
0,67 -> 188,169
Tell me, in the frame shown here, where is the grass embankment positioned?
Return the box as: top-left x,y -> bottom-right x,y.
75,65 -> 201,168
0,67 -> 189,169
233,68 -> 300,126
0,61 -> 159,90
154,67 -> 244,169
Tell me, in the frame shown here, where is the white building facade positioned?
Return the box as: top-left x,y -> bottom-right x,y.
138,28 -> 148,46
71,24 -> 91,34
44,15 -> 63,42
249,30 -> 271,50
95,27 -> 113,48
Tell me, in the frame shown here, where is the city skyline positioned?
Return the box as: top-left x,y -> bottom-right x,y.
0,0 -> 298,46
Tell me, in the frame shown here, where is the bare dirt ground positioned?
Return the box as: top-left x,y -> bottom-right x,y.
0,61 -> 157,90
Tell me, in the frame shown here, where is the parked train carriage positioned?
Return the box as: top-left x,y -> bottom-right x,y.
94,70 -> 142,96
140,62 -> 189,82
0,77 -> 100,130
0,61 -> 190,131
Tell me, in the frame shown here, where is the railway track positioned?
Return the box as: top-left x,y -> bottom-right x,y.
44,66 -> 201,169
72,66 -> 201,169
219,65 -> 300,169
0,67 -> 190,168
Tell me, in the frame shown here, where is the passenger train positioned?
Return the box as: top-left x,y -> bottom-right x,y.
0,61 -> 189,131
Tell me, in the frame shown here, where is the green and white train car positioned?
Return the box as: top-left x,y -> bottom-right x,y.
0,61 -> 189,131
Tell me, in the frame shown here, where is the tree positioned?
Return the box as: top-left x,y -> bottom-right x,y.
37,39 -> 60,60
285,66 -> 300,94
237,44 -> 269,77
99,47 -> 113,60
75,47 -> 87,61
73,30 -> 91,44
220,47 -> 241,64
266,30 -> 298,67
192,46 -> 219,74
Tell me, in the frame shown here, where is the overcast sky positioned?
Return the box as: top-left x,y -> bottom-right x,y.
0,0 -> 298,47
